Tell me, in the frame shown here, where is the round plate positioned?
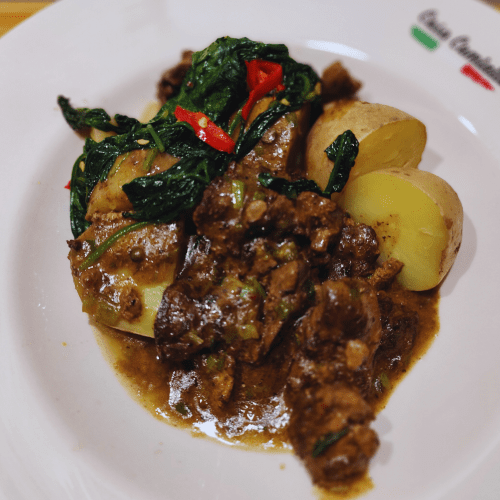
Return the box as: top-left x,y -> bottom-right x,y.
1,0 -> 500,499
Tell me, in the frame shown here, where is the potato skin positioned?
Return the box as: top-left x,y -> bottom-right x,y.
341,168 -> 463,291
306,101 -> 426,194
305,99 -> 356,191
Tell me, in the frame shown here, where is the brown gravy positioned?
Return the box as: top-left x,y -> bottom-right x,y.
91,285 -> 439,496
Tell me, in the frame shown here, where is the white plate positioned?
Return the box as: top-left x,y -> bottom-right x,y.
1,0 -> 500,498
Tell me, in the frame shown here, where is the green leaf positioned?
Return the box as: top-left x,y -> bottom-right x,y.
69,153 -> 90,238
323,129 -> 359,195
312,428 -> 349,457
58,95 -> 140,134
79,221 -> 150,270
258,172 -> 323,199
257,130 -> 359,201
122,154 -> 230,223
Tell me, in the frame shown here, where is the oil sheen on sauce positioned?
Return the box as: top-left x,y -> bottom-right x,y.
91,285 -> 439,498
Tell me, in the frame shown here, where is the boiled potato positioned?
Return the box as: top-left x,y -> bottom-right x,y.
139,100 -> 163,123
75,274 -> 173,338
306,100 -> 427,194
69,213 -> 183,337
90,128 -> 115,142
341,168 -> 463,291
86,149 -> 178,218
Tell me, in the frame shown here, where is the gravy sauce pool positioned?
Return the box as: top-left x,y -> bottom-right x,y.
91,285 -> 439,497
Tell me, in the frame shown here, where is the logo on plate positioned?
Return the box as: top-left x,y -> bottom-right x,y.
411,9 -> 498,91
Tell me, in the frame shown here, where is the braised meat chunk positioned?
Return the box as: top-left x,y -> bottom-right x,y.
320,61 -> 362,104
157,50 -> 193,103
286,279 -> 382,486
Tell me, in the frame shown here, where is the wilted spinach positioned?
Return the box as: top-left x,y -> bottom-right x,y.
258,129 -> 359,199
60,36 -> 321,239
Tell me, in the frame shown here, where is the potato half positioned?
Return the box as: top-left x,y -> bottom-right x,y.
341,168 -> 463,291
306,100 -> 427,194
74,273 -> 173,338
69,212 -> 183,338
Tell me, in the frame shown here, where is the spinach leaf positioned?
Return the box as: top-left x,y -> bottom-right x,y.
164,37 -> 320,131
258,172 -> 323,199
57,96 -> 140,134
69,153 -> 90,238
122,153 -> 230,223
323,129 -> 359,195
258,130 -> 359,200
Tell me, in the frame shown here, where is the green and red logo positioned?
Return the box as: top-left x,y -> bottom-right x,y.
411,9 -> 498,91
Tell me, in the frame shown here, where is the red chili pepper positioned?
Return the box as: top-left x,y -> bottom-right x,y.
241,59 -> 285,120
174,106 -> 235,154
64,180 -> 71,189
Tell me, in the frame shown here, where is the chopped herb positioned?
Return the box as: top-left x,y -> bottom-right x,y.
285,111 -> 298,126
222,276 -> 245,294
238,324 -> 259,340
294,332 -> 302,346
227,110 -> 243,137
109,151 -> 131,177
274,240 -> 298,262
231,179 -> 246,209
252,190 -> 266,201
240,278 -> 266,300
312,428 -> 349,457
142,148 -> 158,173
81,293 -> 97,314
248,278 -> 266,298
78,221 -> 149,270
379,372 -> 391,390
253,145 -> 265,156
185,331 -> 204,346
146,124 -> 165,152
223,326 -> 238,344
275,299 -> 295,320
206,354 -> 226,371
175,402 -> 189,416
